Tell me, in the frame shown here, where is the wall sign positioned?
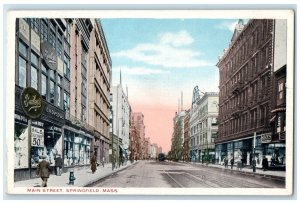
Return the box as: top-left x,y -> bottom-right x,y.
21,87 -> 44,119
31,127 -> 44,147
261,133 -> 272,143
41,41 -> 57,70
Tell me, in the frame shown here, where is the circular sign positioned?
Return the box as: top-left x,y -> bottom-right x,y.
21,87 -> 44,119
41,41 -> 57,70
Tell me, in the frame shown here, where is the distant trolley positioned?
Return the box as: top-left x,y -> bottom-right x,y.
158,153 -> 166,161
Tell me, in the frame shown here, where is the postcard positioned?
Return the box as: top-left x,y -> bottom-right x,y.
5,9 -> 294,195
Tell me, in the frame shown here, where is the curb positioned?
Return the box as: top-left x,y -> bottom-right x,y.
83,161 -> 139,187
189,162 -> 286,181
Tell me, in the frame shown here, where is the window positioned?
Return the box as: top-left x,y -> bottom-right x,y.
19,41 -> 27,57
278,82 -> 284,100
42,63 -> 47,73
41,74 -> 47,99
57,75 -> 62,85
57,33 -> 63,57
40,19 -> 48,41
57,86 -> 61,107
31,66 -> 38,89
30,18 -> 39,34
64,92 -> 70,114
49,30 -> 56,47
64,55 -> 70,79
49,69 -> 55,80
18,56 -> 27,88
31,51 -> 38,67
50,80 -> 55,103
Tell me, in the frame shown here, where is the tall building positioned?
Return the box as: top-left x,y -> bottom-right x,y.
132,112 -> 146,159
110,83 -> 131,162
170,110 -> 187,161
197,92 -> 218,163
129,113 -> 141,161
189,86 -> 201,162
14,18 -> 111,181
183,109 -> 190,162
215,19 -> 285,167
269,19 -> 287,167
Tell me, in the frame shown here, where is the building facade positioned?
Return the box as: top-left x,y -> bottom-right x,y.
215,19 -> 283,167
110,84 -> 131,162
14,18 -> 111,181
170,110 -> 187,161
183,109 -> 190,162
197,92 -> 218,163
132,112 -> 146,159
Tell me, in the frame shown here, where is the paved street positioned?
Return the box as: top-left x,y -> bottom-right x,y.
89,160 -> 285,188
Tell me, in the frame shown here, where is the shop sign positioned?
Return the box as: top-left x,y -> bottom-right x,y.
45,105 -> 64,120
31,126 -> 44,147
21,87 -> 44,119
41,41 -> 57,70
261,133 -> 272,143
14,113 -> 28,124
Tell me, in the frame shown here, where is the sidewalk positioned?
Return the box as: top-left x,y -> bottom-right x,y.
188,161 -> 286,180
14,161 -> 137,188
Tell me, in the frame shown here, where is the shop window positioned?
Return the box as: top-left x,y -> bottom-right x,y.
30,66 -> 38,89
14,123 -> 29,169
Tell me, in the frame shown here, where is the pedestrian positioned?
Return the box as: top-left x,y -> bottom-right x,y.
230,157 -> 234,169
54,154 -> 63,176
224,156 -> 228,168
252,158 -> 256,172
91,153 -> 97,174
36,155 -> 51,187
262,155 -> 269,171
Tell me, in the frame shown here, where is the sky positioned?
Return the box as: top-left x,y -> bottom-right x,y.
101,18 -> 241,153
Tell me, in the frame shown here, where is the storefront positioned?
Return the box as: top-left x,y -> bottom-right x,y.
14,86 -> 65,181
214,134 -> 267,168
63,128 -> 92,168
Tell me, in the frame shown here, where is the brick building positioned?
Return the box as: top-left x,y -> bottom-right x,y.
215,19 -> 286,168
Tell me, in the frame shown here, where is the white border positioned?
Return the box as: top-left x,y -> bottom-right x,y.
5,9 -> 294,195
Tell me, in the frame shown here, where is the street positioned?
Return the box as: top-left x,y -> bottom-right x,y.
88,160 -> 285,188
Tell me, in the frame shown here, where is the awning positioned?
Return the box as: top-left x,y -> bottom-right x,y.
271,107 -> 286,113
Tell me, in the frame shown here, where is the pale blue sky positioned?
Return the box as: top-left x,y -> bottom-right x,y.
100,18 -> 241,108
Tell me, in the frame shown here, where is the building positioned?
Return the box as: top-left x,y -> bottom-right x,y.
189,86 -> 201,162
183,109 -> 190,162
129,115 -> 141,161
216,19 -> 281,167
110,83 -> 131,163
197,92 -> 218,163
150,143 -> 158,159
268,19 -> 287,167
132,112 -> 146,159
170,110 -> 187,161
144,137 -> 151,159
14,18 -> 111,181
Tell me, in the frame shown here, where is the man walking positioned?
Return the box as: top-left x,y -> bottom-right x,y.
54,154 -> 63,176
37,155 -> 51,187
91,153 -> 97,174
